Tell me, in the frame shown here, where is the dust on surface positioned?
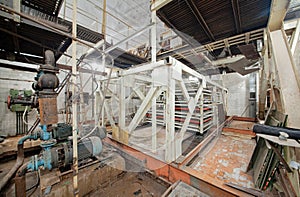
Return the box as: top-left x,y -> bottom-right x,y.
192,135 -> 256,188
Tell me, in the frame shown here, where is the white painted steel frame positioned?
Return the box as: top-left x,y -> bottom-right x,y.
98,57 -> 226,162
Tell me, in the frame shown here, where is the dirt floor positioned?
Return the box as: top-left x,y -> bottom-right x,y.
0,146 -> 170,197
86,171 -> 169,197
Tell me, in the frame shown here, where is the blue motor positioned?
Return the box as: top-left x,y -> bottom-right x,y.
27,127 -> 106,171
27,136 -> 103,171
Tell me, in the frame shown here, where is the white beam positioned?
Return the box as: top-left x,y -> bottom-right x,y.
133,88 -> 146,100
290,19 -> 300,55
128,87 -> 162,132
284,19 -> 298,30
269,30 -> 300,128
178,85 -> 203,139
151,0 -> 173,11
134,75 -> 152,83
99,89 -> 116,127
168,56 -> 227,90
179,81 -> 190,102
211,55 -> 244,66
268,0 -> 290,31
152,94 -> 157,152
0,59 -> 39,70
165,71 -> 175,162
119,77 -> 126,129
121,60 -> 165,76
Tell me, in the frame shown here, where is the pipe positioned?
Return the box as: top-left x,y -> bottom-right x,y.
18,133 -> 38,145
71,1 -> 79,196
0,144 -> 24,191
44,50 -> 56,67
253,124 -> 300,140
14,175 -> 26,197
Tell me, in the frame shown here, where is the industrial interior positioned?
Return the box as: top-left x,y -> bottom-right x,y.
0,0 -> 300,196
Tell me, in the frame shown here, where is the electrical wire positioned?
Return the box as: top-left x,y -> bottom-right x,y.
26,170 -> 40,197
22,106 -> 29,125
26,171 -> 40,192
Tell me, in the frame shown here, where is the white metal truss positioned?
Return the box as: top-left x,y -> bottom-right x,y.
98,57 -> 227,162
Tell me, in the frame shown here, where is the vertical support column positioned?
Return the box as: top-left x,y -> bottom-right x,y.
71,0 -> 78,196
200,85 -> 204,134
100,45 -> 106,127
151,9 -> 157,152
119,77 -> 126,143
94,88 -> 101,126
290,19 -> 300,56
152,96 -> 157,152
165,67 -> 175,162
212,86 -> 217,125
101,0 -> 107,38
13,0 -> 20,23
269,30 -> 300,128
151,10 -> 157,62
101,82 -> 105,127
259,30 -> 269,119
119,78 -> 126,128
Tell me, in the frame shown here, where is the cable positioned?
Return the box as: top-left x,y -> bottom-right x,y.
26,171 -> 40,192
78,125 -> 97,142
22,106 -> 29,125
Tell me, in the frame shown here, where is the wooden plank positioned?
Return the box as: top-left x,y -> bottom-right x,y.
222,127 -> 256,137
232,116 -> 256,122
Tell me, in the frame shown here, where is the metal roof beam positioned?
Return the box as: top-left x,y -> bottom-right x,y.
231,0 -> 242,34
268,0 -> 290,31
185,0 -> 215,42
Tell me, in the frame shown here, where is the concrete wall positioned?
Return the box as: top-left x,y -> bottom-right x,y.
0,68 -> 36,136
0,67 -> 73,136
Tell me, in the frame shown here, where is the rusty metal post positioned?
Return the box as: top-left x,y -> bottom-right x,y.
15,175 -> 26,197
71,0 -> 79,196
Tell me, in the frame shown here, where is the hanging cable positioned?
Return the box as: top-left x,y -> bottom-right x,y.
22,106 -> 29,125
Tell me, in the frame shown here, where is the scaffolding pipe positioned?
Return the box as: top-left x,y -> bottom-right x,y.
101,0 -> 107,38
71,0 -> 79,196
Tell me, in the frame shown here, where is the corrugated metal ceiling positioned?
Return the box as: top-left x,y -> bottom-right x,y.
22,0 -> 64,16
157,0 -> 272,45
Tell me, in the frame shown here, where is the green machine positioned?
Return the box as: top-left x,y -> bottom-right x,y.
7,89 -> 33,135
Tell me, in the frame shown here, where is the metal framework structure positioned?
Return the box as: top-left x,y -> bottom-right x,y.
97,57 -> 226,162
